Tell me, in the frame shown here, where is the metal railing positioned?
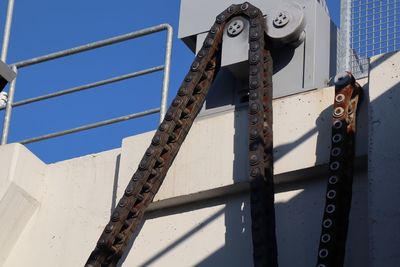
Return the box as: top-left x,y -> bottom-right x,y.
0,23 -> 173,145
1,0 -> 15,62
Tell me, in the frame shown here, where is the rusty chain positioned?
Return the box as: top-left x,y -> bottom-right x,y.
85,3 -> 277,266
316,72 -> 362,267
85,3 -> 362,267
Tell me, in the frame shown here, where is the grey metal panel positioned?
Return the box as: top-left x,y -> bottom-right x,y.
313,2 -> 333,88
221,16 -> 250,68
197,22 -> 305,100
179,0 -> 314,39
272,41 -> 305,97
0,60 -> 16,83
180,0 -> 336,111
195,33 -> 208,55
303,1 -> 332,90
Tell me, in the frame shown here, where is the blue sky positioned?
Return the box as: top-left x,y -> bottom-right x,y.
0,0 -> 340,163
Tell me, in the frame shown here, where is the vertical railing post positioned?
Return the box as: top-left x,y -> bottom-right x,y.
1,65 -> 17,145
338,0 -> 352,73
1,0 -> 16,62
159,25 -> 173,123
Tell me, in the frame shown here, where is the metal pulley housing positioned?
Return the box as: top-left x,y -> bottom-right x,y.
266,2 -> 306,47
179,0 -> 336,108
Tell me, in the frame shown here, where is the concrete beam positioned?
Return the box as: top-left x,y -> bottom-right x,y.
3,148 -> 121,266
118,80 -> 368,203
0,144 -> 46,265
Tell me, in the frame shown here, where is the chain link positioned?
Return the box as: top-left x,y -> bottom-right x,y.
316,72 -> 362,267
85,3 -> 362,267
85,3 -> 277,266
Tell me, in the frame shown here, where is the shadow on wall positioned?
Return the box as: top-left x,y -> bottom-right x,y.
118,196 -> 249,267
113,88 -> 370,267
223,93 -> 369,266
111,55 -> 400,266
367,54 -> 400,265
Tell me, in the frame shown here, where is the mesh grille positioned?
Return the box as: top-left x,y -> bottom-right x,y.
339,0 -> 400,78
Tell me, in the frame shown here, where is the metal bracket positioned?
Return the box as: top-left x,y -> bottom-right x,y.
0,60 -> 16,91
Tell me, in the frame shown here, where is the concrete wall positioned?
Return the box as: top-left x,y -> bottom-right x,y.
0,144 -> 45,265
2,148 -> 120,266
368,52 -> 400,266
0,52 -> 398,266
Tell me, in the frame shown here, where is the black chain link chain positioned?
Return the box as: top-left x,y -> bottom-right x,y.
316,73 -> 362,267
85,3 -> 362,267
85,3 -> 277,266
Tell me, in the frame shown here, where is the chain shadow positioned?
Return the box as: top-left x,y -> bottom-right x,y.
116,79 -> 371,266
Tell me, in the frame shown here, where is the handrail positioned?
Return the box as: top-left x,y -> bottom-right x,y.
19,108 -> 160,145
0,24 -> 173,145
0,66 -> 164,108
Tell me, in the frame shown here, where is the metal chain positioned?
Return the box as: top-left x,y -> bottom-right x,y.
85,3 -> 277,267
85,3 -> 363,267
316,72 -> 362,267
248,23 -> 277,267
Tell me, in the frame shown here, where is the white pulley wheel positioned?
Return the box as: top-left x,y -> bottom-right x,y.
266,2 -> 306,47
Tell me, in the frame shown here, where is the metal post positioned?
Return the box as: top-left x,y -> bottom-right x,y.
1,0 -> 15,62
159,24 -> 173,123
338,0 -> 352,73
1,65 -> 17,144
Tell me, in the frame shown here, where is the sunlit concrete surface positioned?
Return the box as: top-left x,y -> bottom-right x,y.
0,51 -> 398,266
0,144 -> 45,265
117,78 -> 368,202
368,51 -> 400,266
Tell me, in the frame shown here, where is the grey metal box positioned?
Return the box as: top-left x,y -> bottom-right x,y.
179,0 -> 337,111
0,60 -> 16,91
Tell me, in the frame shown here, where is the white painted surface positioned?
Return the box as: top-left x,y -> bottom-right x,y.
368,51 -> 400,266
0,144 -> 18,198
0,143 -> 46,200
127,197 -> 253,267
0,183 -> 39,265
0,143 -> 45,265
3,149 -> 120,267
274,171 -> 368,267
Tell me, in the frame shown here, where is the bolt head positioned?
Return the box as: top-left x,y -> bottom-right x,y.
250,154 -> 260,165
334,71 -> 353,87
273,10 -> 290,28
227,19 -> 245,37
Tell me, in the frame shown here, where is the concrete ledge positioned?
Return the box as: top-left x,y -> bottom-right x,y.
0,183 -> 39,265
0,143 -> 46,265
4,148 -> 121,267
146,155 -> 367,214
0,143 -> 46,200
